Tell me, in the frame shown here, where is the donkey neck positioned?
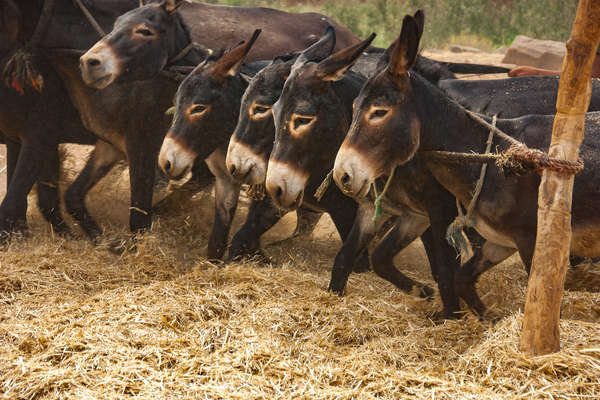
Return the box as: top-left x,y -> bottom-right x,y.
166,12 -> 205,67
411,73 -> 507,155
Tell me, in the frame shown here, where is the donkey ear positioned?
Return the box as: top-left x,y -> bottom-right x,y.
413,10 -> 425,41
388,15 -> 420,76
207,29 -> 261,80
160,0 -> 186,14
291,26 -> 336,74
315,33 -> 376,81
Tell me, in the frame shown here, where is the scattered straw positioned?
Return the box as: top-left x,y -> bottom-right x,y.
0,145 -> 599,399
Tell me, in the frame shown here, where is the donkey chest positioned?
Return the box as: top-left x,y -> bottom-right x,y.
385,183 -> 428,217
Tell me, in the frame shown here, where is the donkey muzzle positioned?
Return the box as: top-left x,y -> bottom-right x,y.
265,160 -> 308,210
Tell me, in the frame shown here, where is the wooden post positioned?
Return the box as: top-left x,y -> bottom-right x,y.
520,0 -> 600,356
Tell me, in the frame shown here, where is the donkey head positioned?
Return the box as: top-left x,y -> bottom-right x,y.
226,27 -> 337,185
80,0 -> 195,88
333,12 -> 423,199
264,32 -> 375,210
159,30 -> 261,180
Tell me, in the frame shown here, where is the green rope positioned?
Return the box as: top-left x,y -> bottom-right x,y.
373,167 -> 396,227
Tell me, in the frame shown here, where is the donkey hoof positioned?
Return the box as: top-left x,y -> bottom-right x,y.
479,309 -> 502,323
416,284 -> 435,300
351,261 -> 371,274
428,309 -> 463,322
51,224 -> 73,239
327,282 -> 346,296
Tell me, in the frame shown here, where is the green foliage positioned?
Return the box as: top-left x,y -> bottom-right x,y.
201,0 -> 578,49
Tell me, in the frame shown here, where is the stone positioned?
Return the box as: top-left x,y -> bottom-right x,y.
449,44 -> 482,53
502,35 -> 565,70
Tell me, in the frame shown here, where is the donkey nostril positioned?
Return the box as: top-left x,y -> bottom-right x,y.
275,185 -> 283,199
229,164 -> 236,176
87,58 -> 101,68
164,160 -> 171,172
341,172 -> 351,186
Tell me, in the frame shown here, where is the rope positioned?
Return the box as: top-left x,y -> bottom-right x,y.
372,167 -> 396,227
445,115 -> 496,262
422,145 -> 584,176
72,0 -> 106,37
166,42 -> 213,66
423,106 -> 584,176
314,170 -> 334,201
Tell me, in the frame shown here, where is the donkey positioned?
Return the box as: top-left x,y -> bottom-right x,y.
13,0 -> 361,245
156,31 -> 356,264
334,14 -> 600,316
0,0 -> 97,239
79,0 -> 360,89
439,76 -> 600,118
231,14 -> 518,317
262,25 -> 490,316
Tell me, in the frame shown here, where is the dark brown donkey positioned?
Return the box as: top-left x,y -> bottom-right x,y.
156,31 -> 351,263
14,0 -> 358,245
334,14 -> 600,315
0,0 -> 97,240
264,28 -> 481,316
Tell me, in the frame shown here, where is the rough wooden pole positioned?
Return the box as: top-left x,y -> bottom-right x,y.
520,0 -> 600,356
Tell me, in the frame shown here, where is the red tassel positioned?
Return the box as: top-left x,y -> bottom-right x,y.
11,77 -> 24,95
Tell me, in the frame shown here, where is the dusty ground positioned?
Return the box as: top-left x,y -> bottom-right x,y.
1,51 -> 599,399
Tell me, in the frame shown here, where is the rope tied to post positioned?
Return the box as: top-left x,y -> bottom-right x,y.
423,109 -> 584,176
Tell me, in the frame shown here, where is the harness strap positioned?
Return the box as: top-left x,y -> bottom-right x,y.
446,115 -> 497,263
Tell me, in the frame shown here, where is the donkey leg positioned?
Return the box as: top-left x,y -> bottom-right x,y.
127,139 -> 158,234
327,194 -> 377,273
422,189 -> 462,319
65,140 -> 122,241
4,139 -> 26,225
5,139 -> 20,188
36,146 -> 71,236
455,238 -> 515,318
293,207 -> 322,237
371,213 -> 432,297
205,147 -> 240,260
227,197 -> 282,262
0,142 -> 51,238
328,202 -> 381,295
515,234 -> 537,275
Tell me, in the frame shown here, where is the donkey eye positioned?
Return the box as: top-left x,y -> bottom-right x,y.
136,28 -> 154,37
294,116 -> 314,130
254,105 -> 270,114
191,105 -> 207,114
187,104 -> 209,118
370,109 -> 389,119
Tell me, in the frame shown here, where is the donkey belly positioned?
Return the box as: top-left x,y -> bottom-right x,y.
473,213 -> 517,249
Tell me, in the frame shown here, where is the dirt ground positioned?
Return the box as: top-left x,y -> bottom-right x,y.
1,51 -> 599,399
